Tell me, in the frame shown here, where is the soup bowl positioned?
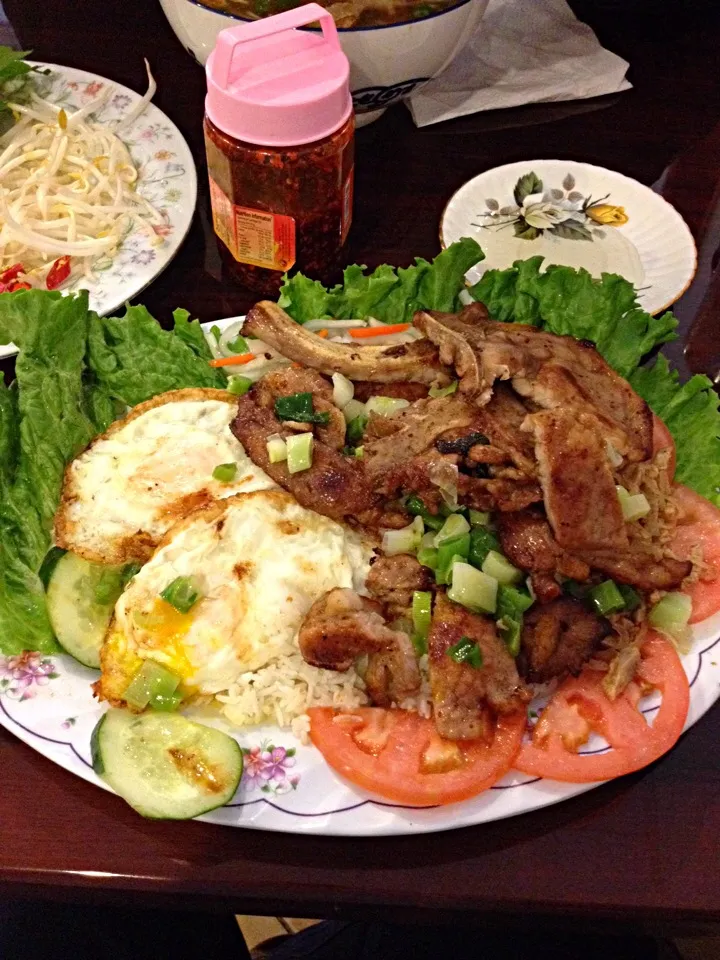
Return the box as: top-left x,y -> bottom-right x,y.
159,0 -> 490,125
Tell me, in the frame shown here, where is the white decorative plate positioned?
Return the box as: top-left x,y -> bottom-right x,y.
0,63 -> 197,360
440,160 -> 697,316
0,315 -> 718,837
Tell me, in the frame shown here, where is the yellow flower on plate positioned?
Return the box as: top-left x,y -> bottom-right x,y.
586,204 -> 629,226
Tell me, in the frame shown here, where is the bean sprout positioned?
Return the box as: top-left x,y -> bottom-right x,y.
0,63 -> 165,287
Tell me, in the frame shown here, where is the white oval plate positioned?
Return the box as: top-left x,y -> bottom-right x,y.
0,63 -> 197,359
0,315 -> 718,837
441,160 -> 697,316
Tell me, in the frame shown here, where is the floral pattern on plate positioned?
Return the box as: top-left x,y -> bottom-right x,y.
475,170 -> 629,242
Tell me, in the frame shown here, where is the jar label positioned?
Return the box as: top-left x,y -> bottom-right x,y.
209,178 -> 296,271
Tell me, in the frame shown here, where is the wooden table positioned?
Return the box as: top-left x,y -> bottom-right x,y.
2,0 -> 720,931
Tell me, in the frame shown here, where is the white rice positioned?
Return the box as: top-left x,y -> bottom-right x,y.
216,652 -> 369,742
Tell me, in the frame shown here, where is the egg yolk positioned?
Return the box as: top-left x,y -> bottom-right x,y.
134,598 -> 196,680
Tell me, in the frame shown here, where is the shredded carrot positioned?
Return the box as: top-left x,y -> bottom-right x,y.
209,353 -> 256,368
349,323 -> 410,339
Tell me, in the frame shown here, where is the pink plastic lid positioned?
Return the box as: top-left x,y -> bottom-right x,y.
205,4 -> 351,148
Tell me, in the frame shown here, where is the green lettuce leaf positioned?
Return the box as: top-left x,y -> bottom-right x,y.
0,292 -> 228,655
470,257 -> 678,379
86,304 -> 226,406
278,238 -> 484,325
630,356 -> 720,506
0,290 -> 103,653
172,307 -> 217,361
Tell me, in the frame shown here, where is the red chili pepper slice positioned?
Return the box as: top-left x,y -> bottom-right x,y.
46,256 -> 72,290
8,281 -> 32,292
0,263 -> 25,285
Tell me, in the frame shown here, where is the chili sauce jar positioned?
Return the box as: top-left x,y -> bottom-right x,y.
204,4 -> 354,296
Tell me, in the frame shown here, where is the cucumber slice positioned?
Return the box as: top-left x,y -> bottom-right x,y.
46,552 -> 128,668
91,710 -> 243,819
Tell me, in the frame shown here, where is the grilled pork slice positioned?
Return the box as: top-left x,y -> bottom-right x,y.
352,381 -> 429,403
362,395 -> 476,477
575,546 -> 691,591
428,593 -> 529,741
526,408 -> 628,551
497,511 -> 591,583
520,597 -> 610,682
414,308 -> 652,461
298,588 -> 420,703
254,367 -> 346,450
231,394 -> 381,524
366,555 -> 434,620
244,301 -> 449,385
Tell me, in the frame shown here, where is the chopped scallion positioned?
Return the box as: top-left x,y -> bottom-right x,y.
433,512 -> 470,546
382,516 -> 424,556
275,392 -> 330,425
435,534 -> 471,584
648,592 -> 692,650
447,635 -> 484,669
468,509 -> 490,527
212,462 -> 237,483
468,526 -> 501,569
266,434 -> 288,463
331,372 -> 354,408
616,485 -> 651,522
589,580 -> 626,616
227,375 -> 253,396
417,547 -> 439,570
286,432 -> 314,473
412,591 -> 433,641
160,576 -> 202,614
123,660 -> 182,711
227,334 -> 250,354
428,380 -> 459,399
447,562 -> 498,614
365,396 -> 410,417
406,495 -> 444,531
481,550 -> 523,585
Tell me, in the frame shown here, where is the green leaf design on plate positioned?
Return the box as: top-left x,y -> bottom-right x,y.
513,220 -> 540,240
513,172 -> 543,206
549,219 -> 593,241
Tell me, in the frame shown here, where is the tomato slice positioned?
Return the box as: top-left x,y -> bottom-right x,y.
652,414 -> 676,480
671,484 -> 720,623
513,634 -> 689,783
308,707 -> 526,806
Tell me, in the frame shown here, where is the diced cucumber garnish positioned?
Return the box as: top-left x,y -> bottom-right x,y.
91,710 -> 243,819
649,592 -> 692,649
212,462 -> 237,483
286,432 -> 314,473
47,552 -> 133,669
447,562 -> 498,614
481,550 -> 523,585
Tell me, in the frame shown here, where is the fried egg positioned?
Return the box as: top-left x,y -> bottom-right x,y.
97,489 -> 375,705
55,389 -> 275,565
